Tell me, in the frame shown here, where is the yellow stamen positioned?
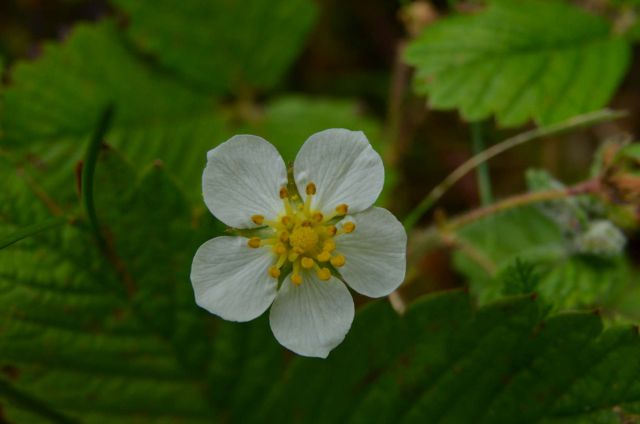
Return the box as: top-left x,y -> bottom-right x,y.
274,243 -> 287,255
292,262 -> 302,285
268,266 -> 281,278
330,254 -> 346,268
317,267 -> 331,281
312,212 -> 324,223
251,214 -> 265,225
342,222 -> 355,233
301,257 -> 315,269
317,251 -> 331,262
279,187 -> 289,199
323,239 -> 336,252
335,203 -> 348,215
279,231 -> 289,243
247,237 -> 261,248
306,182 -> 316,195
326,225 -> 337,236
281,216 -> 292,227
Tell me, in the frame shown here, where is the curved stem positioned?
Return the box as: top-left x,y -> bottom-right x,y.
402,109 -> 626,231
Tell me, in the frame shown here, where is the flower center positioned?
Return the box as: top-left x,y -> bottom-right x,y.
247,182 -> 355,285
289,226 -> 319,254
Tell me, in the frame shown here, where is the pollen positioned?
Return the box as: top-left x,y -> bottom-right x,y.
335,203 -> 348,215
292,274 -> 303,285
317,267 -> 331,281
289,227 -> 319,253
274,243 -> 287,255
247,237 -> 261,248
330,254 -> 346,267
306,182 -> 317,195
342,222 -> 355,233
269,266 -> 281,278
317,251 -> 331,262
279,187 -> 289,199
251,214 -> 265,225
301,257 -> 315,269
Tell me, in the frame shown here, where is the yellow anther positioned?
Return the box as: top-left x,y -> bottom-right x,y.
290,227 -> 319,253
247,237 -> 261,248
323,239 -> 336,252
335,204 -> 348,215
293,246 -> 304,254
342,222 -> 355,233
330,254 -> 346,268
317,251 -> 331,262
301,220 -> 312,227
312,212 -> 324,223
317,267 -> 331,281
268,266 -> 281,278
301,257 -> 315,269
279,231 -> 289,243
292,274 -> 303,285
279,187 -> 289,199
306,182 -> 317,195
251,214 -> 265,225
326,225 -> 337,236
274,243 -> 287,255
281,216 -> 292,227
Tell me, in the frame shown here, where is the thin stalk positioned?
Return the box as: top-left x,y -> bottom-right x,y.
82,105 -> 114,247
402,109 -> 626,231
471,121 -> 492,205
444,178 -> 600,232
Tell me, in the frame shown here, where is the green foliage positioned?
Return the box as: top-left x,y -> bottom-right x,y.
0,150 -> 282,423
251,291 -> 640,423
404,0 -> 631,126
110,0 -> 317,93
453,206 -> 636,316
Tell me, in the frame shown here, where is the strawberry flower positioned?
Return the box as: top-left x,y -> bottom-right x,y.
191,129 -> 406,358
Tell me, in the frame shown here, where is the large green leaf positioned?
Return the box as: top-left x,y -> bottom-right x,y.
0,152 -> 283,423
404,0 -> 631,126
0,22 -> 224,202
110,0 -> 317,93
251,291 -> 640,423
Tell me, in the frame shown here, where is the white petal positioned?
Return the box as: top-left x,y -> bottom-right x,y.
269,272 -> 354,358
191,236 -> 277,322
203,135 -> 287,228
293,129 -> 384,216
335,207 -> 407,298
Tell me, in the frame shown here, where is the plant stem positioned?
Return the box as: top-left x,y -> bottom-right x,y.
471,121 -> 493,205
444,178 -> 600,232
82,105 -> 114,248
402,109 -> 626,231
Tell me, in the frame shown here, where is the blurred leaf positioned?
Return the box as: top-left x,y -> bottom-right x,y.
453,207 -> 636,315
0,151 -> 283,422
251,291 -> 640,423
248,96 -> 382,162
404,0 -> 630,126
110,0 -> 317,93
0,21 -> 226,201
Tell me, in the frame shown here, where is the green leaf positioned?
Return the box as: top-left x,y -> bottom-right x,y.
0,21 -> 224,201
453,207 -> 636,316
110,0 -> 317,93
404,0 -> 631,126
0,149 -> 283,422
251,291 -> 640,423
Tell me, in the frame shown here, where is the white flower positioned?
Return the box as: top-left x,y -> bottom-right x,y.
190,129 -> 407,358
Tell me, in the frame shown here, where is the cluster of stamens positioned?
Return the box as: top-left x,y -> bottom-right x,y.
247,182 -> 355,285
